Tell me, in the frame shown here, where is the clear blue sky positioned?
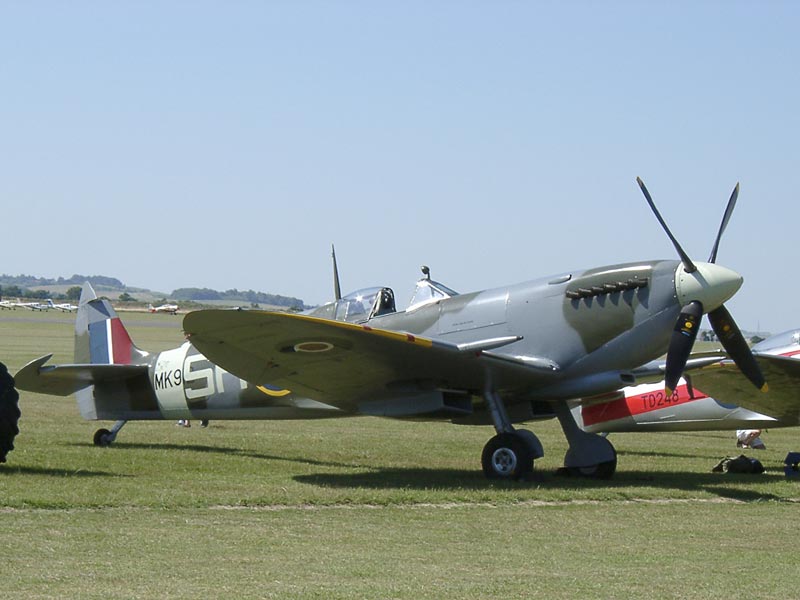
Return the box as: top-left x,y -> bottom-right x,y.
2,2 -> 798,332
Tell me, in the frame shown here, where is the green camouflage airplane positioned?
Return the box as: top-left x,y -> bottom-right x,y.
13,179 -> 766,479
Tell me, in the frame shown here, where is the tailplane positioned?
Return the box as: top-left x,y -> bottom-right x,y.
16,283 -> 152,421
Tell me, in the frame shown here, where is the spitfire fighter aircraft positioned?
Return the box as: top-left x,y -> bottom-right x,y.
181,179 -> 767,480
573,329 -> 800,434
14,180 -> 768,479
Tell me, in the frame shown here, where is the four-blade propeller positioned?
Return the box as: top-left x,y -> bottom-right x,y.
636,177 -> 767,394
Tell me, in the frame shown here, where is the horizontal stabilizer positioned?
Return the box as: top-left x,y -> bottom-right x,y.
15,354 -> 149,396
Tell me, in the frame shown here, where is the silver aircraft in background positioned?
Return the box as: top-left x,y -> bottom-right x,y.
573,329 -> 800,435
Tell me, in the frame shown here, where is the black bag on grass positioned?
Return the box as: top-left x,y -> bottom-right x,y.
712,454 -> 764,474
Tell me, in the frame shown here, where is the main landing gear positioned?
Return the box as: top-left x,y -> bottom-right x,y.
554,402 -> 617,479
480,387 -> 617,480
93,420 -> 127,447
481,389 -> 543,480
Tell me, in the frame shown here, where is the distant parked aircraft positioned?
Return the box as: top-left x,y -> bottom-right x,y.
14,300 -> 50,311
148,303 -> 178,315
45,300 -> 79,313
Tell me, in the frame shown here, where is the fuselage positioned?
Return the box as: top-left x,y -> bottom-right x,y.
314,259 -> 739,402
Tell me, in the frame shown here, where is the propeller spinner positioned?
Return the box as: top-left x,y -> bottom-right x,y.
637,178 -> 767,394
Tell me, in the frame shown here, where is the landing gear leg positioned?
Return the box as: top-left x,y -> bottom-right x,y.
480,388 -> 543,480
554,403 -> 617,478
93,420 -> 127,447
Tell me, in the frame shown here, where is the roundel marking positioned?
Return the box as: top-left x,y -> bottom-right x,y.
294,341 -> 334,353
257,385 -> 292,397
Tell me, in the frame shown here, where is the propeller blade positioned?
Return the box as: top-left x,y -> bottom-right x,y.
708,305 -> 768,391
637,177 -> 697,274
707,183 -> 740,264
664,301 -> 703,393
684,373 -> 696,399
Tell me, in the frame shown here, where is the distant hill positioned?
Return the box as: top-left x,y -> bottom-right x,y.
0,273 -> 306,309
171,287 -> 304,309
0,274 -> 124,288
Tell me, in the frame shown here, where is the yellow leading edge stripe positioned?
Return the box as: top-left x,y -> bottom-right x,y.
277,312 -> 435,348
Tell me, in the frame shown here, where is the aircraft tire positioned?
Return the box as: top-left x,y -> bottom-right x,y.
566,450 -> 617,479
93,428 -> 112,447
481,432 -> 533,480
0,361 -> 21,463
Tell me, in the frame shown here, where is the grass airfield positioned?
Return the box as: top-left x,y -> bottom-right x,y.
1,310 -> 799,599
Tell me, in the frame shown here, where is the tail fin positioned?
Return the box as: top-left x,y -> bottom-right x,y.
74,283 -> 148,365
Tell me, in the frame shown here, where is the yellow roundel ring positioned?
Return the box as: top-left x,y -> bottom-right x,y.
257,385 -> 292,397
294,341 -> 334,353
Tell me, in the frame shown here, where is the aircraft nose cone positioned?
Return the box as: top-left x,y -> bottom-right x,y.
675,262 -> 743,311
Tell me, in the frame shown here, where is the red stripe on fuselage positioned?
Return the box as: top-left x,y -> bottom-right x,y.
582,384 -> 708,427
582,347 -> 800,427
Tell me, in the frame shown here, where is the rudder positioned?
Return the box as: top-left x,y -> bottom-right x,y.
75,283 -> 147,365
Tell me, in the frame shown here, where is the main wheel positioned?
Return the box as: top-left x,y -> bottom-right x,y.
481,432 -> 533,480
574,459 -> 617,479
565,448 -> 617,479
93,428 -> 113,447
0,362 -> 20,463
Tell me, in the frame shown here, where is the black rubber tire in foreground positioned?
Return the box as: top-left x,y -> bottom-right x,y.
481,432 -> 534,480
93,428 -> 112,447
0,362 -> 20,463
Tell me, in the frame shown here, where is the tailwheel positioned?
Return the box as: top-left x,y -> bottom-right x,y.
92,420 -> 126,447
93,428 -> 113,447
481,432 -> 534,480
0,362 -> 20,463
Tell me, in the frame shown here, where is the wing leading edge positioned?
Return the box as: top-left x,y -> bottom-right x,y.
689,354 -> 800,425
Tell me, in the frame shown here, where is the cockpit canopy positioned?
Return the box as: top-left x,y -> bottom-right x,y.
406,278 -> 459,311
316,271 -> 458,323
334,287 -> 397,322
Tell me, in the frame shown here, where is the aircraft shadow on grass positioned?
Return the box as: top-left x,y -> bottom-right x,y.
293,468 -> 791,502
80,441 -> 362,470
0,465 -> 120,478
615,449 -> 720,460
72,441 -> 789,501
